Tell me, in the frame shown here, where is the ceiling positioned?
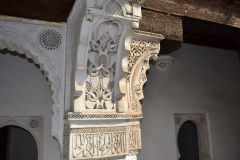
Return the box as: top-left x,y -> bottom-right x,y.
183,17 -> 240,51
0,0 -> 239,51
0,0 -> 75,22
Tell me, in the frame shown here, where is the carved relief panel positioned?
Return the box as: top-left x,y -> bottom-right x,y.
74,0 -> 142,115
119,31 -> 163,115
85,20 -> 122,112
73,0 -> 163,116
68,1 -> 163,160
66,122 -> 141,160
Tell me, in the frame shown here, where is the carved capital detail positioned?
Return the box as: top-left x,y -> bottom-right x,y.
69,1 -> 163,160
119,31 -> 163,115
74,0 -> 143,116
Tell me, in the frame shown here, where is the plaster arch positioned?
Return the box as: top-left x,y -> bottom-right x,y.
0,41 -> 63,149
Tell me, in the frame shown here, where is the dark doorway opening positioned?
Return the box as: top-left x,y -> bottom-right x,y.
0,125 -> 38,160
178,121 -> 200,160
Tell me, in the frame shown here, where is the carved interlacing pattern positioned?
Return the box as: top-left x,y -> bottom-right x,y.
105,0 -> 124,16
86,20 -> 122,111
124,39 -> 159,114
66,112 -> 143,120
127,39 -> 159,80
70,0 -> 162,159
70,125 -> 141,159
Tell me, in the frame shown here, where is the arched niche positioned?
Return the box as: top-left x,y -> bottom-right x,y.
174,113 -> 211,160
177,121 -> 200,160
0,116 -> 43,160
0,125 -> 38,160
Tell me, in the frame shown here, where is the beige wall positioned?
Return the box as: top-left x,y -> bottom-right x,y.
0,54 -> 60,160
140,43 -> 240,160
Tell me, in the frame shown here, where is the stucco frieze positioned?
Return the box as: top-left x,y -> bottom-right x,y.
65,121 -> 141,160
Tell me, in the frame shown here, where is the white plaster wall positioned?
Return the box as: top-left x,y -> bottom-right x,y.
140,44 -> 240,160
0,54 -> 60,160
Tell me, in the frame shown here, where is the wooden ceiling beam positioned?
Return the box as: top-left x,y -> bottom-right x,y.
143,0 -> 240,28
140,9 -> 183,42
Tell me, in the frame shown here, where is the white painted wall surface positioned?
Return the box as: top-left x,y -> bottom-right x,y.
0,54 -> 60,160
140,44 -> 240,160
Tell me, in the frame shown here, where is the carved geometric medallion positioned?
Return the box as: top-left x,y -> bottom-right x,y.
39,28 -> 62,50
155,55 -> 174,71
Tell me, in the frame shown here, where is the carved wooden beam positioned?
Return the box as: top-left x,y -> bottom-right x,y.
142,0 -> 240,28
140,9 -> 183,42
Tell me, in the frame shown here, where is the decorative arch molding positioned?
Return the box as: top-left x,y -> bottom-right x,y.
0,24 -> 65,150
0,116 -> 43,160
0,41 -> 52,81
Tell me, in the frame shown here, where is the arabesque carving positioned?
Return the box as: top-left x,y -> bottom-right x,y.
85,20 -> 122,112
74,0 -> 142,114
119,31 -> 163,115
68,123 -> 141,159
70,1 -> 163,160
128,39 -> 159,113
1,1 -> 164,160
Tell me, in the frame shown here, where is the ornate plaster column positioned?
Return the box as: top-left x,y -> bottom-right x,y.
64,0 -> 163,159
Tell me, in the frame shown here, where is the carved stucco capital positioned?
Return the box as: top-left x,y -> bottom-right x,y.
68,1 -> 163,160
74,0 -> 143,116
119,30 -> 163,115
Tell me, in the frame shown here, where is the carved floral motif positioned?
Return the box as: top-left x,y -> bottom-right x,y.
119,37 -> 161,114
85,20 -> 122,111
70,1 -> 162,160
127,39 -> 159,80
